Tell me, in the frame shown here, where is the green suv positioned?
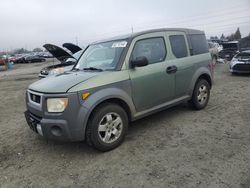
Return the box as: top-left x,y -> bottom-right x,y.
25,28 -> 213,151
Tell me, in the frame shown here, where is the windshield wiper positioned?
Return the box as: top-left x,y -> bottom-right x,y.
83,67 -> 103,72
72,67 -> 80,71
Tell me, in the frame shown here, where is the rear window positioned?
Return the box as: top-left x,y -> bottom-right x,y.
190,34 -> 209,55
169,35 -> 188,58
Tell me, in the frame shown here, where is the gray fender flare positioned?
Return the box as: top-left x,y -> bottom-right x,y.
79,87 -> 136,135
188,67 -> 212,96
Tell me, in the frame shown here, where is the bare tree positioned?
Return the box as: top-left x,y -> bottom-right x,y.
234,27 -> 241,40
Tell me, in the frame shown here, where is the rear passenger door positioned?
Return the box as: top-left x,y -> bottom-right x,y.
166,32 -> 194,97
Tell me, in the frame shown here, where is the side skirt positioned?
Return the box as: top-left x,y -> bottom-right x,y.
132,95 -> 190,121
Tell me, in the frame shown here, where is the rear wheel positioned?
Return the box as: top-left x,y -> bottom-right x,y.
86,103 -> 128,151
189,79 -> 210,110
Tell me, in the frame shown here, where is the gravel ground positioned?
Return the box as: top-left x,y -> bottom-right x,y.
0,62 -> 250,188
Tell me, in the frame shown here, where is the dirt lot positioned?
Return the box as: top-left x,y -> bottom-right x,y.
0,61 -> 250,188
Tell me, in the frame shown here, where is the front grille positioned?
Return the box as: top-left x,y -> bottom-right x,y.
25,111 -> 42,133
30,93 -> 41,104
233,64 -> 250,71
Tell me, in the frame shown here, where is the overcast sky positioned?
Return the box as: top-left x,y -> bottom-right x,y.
0,0 -> 250,51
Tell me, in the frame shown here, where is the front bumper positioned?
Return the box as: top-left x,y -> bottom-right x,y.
230,62 -> 250,73
24,90 -> 90,142
24,110 -> 72,141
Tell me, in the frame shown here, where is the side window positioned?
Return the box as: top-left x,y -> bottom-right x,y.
131,37 -> 166,64
169,35 -> 188,58
190,34 -> 209,55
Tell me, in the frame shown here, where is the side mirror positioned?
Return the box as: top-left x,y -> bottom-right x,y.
130,56 -> 149,68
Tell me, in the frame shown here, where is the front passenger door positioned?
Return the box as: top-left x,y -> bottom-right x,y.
127,33 -> 175,112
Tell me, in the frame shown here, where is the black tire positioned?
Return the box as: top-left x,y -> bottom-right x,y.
231,72 -> 238,75
189,79 -> 210,110
86,103 -> 128,152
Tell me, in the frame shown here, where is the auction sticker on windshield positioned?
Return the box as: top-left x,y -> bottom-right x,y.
112,41 -> 127,48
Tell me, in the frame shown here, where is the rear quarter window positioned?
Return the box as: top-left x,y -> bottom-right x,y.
190,34 -> 209,55
169,35 -> 188,58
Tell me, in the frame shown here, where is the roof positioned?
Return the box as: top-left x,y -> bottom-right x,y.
92,28 -> 205,44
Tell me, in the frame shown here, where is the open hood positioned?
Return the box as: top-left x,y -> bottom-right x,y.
43,44 -> 75,63
63,43 -> 82,54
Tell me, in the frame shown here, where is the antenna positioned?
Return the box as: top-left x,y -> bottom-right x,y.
131,25 -> 134,34
75,36 -> 78,45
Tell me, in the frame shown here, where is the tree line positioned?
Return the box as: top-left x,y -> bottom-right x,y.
210,27 -> 250,41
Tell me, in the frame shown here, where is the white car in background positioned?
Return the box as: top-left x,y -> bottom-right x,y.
230,50 -> 250,74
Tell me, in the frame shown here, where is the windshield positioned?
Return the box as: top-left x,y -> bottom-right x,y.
75,40 -> 127,71
235,52 -> 250,59
73,50 -> 84,59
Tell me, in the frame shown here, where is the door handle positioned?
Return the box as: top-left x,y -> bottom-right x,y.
166,65 -> 177,74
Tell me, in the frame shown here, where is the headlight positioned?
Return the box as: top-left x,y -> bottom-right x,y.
47,98 -> 68,112
49,68 -> 65,75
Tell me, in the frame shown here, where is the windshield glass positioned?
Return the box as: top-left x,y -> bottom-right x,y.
75,40 -> 127,71
73,50 -> 84,59
235,52 -> 250,59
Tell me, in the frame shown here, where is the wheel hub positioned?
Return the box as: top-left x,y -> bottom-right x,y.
197,84 -> 208,105
98,112 -> 123,144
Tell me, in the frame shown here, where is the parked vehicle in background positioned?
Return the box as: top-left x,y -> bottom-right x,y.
0,57 -> 5,64
0,56 -> 7,70
230,50 -> 250,74
12,54 -> 27,64
25,55 -> 46,63
8,56 -> 17,62
218,41 -> 239,61
229,37 -> 250,74
0,55 -> 12,70
25,28 -> 213,151
12,54 -> 45,64
37,51 -> 54,58
39,44 -> 83,78
208,42 -> 219,65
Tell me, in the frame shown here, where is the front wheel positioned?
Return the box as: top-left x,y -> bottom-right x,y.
189,79 -> 210,110
86,103 -> 128,151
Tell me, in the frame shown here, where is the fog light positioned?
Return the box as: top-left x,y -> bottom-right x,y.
51,126 -> 62,137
